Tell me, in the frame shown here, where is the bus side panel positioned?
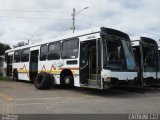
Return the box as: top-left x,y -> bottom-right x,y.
62,59 -> 80,87
111,71 -> 137,80
74,72 -> 80,87
52,74 -> 60,85
13,62 -> 30,81
143,72 -> 156,79
38,60 -> 61,85
158,71 -> 160,80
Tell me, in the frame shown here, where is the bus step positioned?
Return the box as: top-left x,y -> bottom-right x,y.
90,74 -> 101,80
90,74 -> 97,79
87,79 -> 97,87
81,85 -> 99,89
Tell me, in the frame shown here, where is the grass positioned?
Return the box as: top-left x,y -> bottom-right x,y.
0,76 -> 12,81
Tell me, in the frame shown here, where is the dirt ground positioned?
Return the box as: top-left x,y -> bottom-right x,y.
0,80 -> 160,114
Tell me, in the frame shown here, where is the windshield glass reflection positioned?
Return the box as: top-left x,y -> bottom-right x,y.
103,37 -> 136,70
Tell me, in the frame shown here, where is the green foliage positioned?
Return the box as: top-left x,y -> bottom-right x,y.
0,43 -> 11,56
13,41 -> 28,48
0,76 -> 11,81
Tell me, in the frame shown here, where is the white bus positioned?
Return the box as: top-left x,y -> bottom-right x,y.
5,27 -> 137,90
158,46 -> 160,82
131,37 -> 159,86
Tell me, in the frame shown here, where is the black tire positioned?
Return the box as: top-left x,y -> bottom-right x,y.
34,72 -> 51,90
13,70 -> 18,82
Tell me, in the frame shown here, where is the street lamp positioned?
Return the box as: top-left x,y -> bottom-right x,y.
71,7 -> 89,33
26,36 -> 34,45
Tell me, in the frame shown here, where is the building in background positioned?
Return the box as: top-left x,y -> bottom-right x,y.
0,56 -> 5,76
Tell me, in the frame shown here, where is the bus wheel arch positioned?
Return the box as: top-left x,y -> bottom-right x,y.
13,69 -> 18,81
60,69 -> 74,85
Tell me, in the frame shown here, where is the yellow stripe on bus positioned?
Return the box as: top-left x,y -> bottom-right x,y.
18,70 -> 78,74
18,70 -> 29,73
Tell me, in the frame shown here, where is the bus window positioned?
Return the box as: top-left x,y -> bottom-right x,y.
5,53 -> 8,63
21,48 -> 30,62
143,46 -> 156,71
40,44 -> 47,61
104,40 -> 126,69
103,37 -> 136,70
61,38 -> 79,59
122,40 -> 136,70
48,42 -> 61,60
14,50 -> 21,62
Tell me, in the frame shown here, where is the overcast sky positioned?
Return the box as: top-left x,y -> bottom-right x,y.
0,0 -> 159,47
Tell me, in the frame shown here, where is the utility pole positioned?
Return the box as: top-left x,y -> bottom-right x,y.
27,39 -> 29,45
26,36 -> 34,45
71,7 -> 89,33
72,8 -> 76,33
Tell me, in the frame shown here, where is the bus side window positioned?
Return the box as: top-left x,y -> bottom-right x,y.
21,48 -> 30,62
61,38 -> 79,59
14,50 -> 21,62
5,53 -> 8,63
48,42 -> 61,60
40,44 -> 48,61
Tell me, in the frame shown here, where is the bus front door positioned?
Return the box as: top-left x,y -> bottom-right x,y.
80,39 -> 101,88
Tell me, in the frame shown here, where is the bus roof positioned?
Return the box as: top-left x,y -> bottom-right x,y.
140,37 -> 157,45
5,27 -> 130,53
5,27 -> 101,53
131,37 -> 157,46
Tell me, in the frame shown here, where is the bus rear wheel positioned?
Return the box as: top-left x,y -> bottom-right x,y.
13,69 -> 18,82
34,72 -> 51,90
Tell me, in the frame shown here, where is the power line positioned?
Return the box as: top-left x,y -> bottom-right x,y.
0,9 -> 71,13
79,13 -> 109,23
0,15 -> 71,20
76,19 -> 98,27
0,10 -> 159,38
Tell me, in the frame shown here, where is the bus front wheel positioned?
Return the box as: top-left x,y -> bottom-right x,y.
34,72 -> 51,90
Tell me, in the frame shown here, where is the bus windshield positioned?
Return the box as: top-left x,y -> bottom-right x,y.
143,45 -> 157,71
103,37 -> 136,70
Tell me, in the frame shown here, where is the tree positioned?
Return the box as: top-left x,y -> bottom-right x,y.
13,41 -> 28,48
0,43 -> 11,56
